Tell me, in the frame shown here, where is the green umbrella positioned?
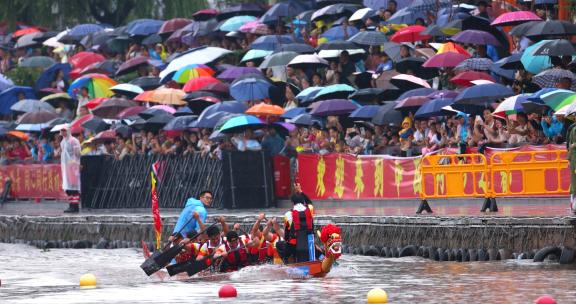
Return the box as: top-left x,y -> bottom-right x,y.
259,51 -> 298,68
19,56 -> 56,69
240,49 -> 272,63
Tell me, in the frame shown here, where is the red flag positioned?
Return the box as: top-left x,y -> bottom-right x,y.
151,162 -> 162,250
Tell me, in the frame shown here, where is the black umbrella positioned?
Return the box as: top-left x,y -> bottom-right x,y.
500,52 -> 524,70
289,113 -> 324,127
129,76 -> 161,90
113,124 -> 133,138
521,100 -> 550,115
274,43 -> 315,54
382,42 -> 413,62
371,102 -> 403,126
92,98 -> 138,119
139,108 -> 173,119
421,25 -> 445,37
395,57 -> 439,80
144,113 -> 175,130
142,34 -> 162,46
217,3 -> 264,20
311,3 -> 360,22
81,116 -> 110,133
532,39 -> 575,57
183,91 -> 219,101
524,20 -> 576,39
316,40 -> 358,51
509,21 -> 540,37
349,88 -> 386,104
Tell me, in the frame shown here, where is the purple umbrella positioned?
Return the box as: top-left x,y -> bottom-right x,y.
217,67 -> 262,81
308,99 -> 359,116
451,30 -> 500,46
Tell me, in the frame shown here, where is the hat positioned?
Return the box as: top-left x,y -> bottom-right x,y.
291,193 -> 309,205
456,112 -> 467,119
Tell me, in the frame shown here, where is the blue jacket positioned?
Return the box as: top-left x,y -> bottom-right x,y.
172,198 -> 207,238
541,117 -> 563,139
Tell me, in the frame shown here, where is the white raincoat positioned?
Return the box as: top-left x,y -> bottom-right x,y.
60,128 -> 81,191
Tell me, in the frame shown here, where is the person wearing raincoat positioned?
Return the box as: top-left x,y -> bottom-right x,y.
567,121 -> 576,214
60,125 -> 81,213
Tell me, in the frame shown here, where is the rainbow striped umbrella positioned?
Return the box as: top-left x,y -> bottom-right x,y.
172,64 -> 215,84
68,73 -> 117,98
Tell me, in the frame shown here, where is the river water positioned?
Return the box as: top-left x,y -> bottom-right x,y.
1,243 -> 574,303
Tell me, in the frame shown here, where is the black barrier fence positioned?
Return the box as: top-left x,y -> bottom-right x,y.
80,151 -> 274,209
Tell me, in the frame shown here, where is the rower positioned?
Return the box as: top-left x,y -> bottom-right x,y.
247,213 -> 273,264
280,183 -> 315,263
196,225 -> 225,269
218,231 -> 251,272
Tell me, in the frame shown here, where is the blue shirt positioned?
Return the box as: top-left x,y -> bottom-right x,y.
172,198 -> 208,238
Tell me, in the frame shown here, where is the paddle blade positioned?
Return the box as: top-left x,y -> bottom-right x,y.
140,251 -> 163,276
185,260 -> 211,276
166,261 -> 193,276
140,243 -> 184,276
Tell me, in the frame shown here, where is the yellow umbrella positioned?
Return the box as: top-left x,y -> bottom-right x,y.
134,88 -> 186,106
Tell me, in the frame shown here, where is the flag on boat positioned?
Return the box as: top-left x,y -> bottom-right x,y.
151,161 -> 162,250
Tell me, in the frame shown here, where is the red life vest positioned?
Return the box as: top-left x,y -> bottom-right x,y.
223,242 -> 249,271
248,236 -> 270,262
286,206 -> 314,245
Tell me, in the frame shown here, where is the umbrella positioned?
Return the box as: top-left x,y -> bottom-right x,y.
134,88 -> 186,106
80,60 -> 120,76
159,18 -> 193,36
434,42 -> 470,56
296,86 -> 323,105
219,115 -> 265,133
125,19 -> 164,36
259,51 -> 299,68
289,113 -> 323,127
539,89 -> 575,110
260,1 -> 306,24
86,97 -> 108,109
451,30 -> 500,46
490,59 -> 516,81
187,96 -> 221,114
219,15 -> 257,32
150,105 -> 176,114
390,74 -> 431,90
193,111 -> 229,128
407,0 -> 451,13
532,39 -> 576,57
380,42 -> 413,62
138,108 -> 173,119
320,25 -> 359,41
349,88 -> 387,103
91,98 -> 138,119
60,24 -> 105,43
0,73 -> 14,92
17,110 -> 59,124
311,3 -> 359,22
241,49 -> 273,63
348,31 -> 388,46
246,103 -> 284,116
509,21 -> 540,37
217,67 -> 262,81
524,20 -> 576,39
6,130 -> 30,141
250,35 -> 298,51
68,73 -> 117,99
521,41 -> 553,74
129,76 -> 161,90
110,83 -> 144,98
81,116 -> 111,133
528,88 -> 561,103
287,54 -> 329,69
143,113 -> 175,130
397,87 -> 437,100
201,83 -> 230,96
521,100 -> 551,115
40,92 -> 73,107
421,25 -> 446,37
217,4 -> 264,21
371,102 -> 403,126
230,77 -> 272,102
532,69 -> 576,91
349,105 -> 381,120
174,66 -> 216,85
455,58 -> 494,72
163,115 -> 196,132
493,94 -> 531,115
313,84 -> 356,101
196,101 -> 248,126
115,56 -> 150,77
280,107 -> 307,119
19,56 -> 56,69
117,106 -> 146,119
390,25 -> 431,43
309,99 -> 358,116
272,122 -> 296,137
239,20 -> 269,35
423,52 -> 469,68
454,83 -> 514,105
13,27 -> 42,39
414,98 -> 455,118
10,99 -> 54,113
500,52 -> 524,70
394,96 -> 430,111
159,46 -> 233,79
491,11 -> 542,27
182,76 -> 221,93
395,57 -> 438,79
349,7 -> 375,22
69,52 -> 106,78
175,106 -> 195,117
317,40 -> 359,51
0,86 -> 36,115
274,43 -> 315,54
194,9 -> 219,21
15,32 -> 42,48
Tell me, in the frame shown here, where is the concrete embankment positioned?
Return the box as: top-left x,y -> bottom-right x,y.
1,213 -> 576,263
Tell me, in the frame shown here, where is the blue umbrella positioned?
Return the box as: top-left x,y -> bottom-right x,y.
289,113 -> 324,127
174,106 -> 195,117
349,105 -> 381,120
250,35 -> 301,51
414,98 -> 455,118
195,101 -> 248,128
125,19 -> 164,36
490,58 -> 516,81
320,25 -> 359,41
454,83 -> 514,105
280,107 -> 307,119
260,2 -> 308,24
397,88 -> 437,100
295,86 -> 323,105
0,86 -> 36,115
68,24 -> 105,37
219,115 -> 265,133
217,67 -> 262,81
163,115 -> 197,131
230,77 -> 272,102
193,111 -> 228,128
371,102 -> 403,126
309,99 -> 359,116
0,73 -> 13,92
35,63 -> 71,91
521,40 -> 553,74
219,15 -> 257,32
527,88 -> 559,103
313,84 -> 356,101
386,8 -> 426,25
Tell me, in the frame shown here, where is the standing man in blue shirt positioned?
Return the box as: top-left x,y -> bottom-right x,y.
168,190 -> 213,243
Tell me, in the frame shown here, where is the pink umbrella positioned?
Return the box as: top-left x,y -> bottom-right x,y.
239,21 -> 269,35
394,96 -> 430,110
423,52 -> 470,68
117,106 -> 146,119
149,105 -> 176,114
159,18 -> 192,35
450,71 -> 495,87
391,74 -> 431,90
491,11 -> 542,27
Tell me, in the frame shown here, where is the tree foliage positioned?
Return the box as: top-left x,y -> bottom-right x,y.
0,0 -> 209,30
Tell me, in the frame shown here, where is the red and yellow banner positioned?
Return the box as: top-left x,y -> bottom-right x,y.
0,164 -> 66,200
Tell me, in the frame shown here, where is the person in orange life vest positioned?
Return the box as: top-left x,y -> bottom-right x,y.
196,225 -> 225,268
281,183 -> 315,263
218,230 -> 253,272
247,213 -> 275,264
262,217 -> 284,264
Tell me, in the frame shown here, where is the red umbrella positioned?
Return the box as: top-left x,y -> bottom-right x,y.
159,18 -> 192,36
390,25 -> 431,43
70,114 -> 93,134
17,110 -> 58,124
13,27 -> 42,39
450,71 -> 495,87
69,52 -> 106,79
86,97 -> 109,109
117,106 -> 147,119
183,76 -> 221,92
423,52 -> 470,68
93,129 -> 117,143
116,56 -> 150,76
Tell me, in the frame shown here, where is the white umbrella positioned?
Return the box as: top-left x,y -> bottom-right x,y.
159,47 -> 233,79
317,49 -> 365,59
43,29 -> 69,48
287,54 -> 329,69
11,99 -> 55,113
110,83 -> 144,95
50,123 -> 68,132
349,8 -> 375,22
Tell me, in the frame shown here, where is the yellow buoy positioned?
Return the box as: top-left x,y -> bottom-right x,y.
367,288 -> 388,303
79,273 -> 97,288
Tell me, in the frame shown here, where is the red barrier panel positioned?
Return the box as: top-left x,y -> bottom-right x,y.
0,164 -> 66,200
272,155 -> 291,199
